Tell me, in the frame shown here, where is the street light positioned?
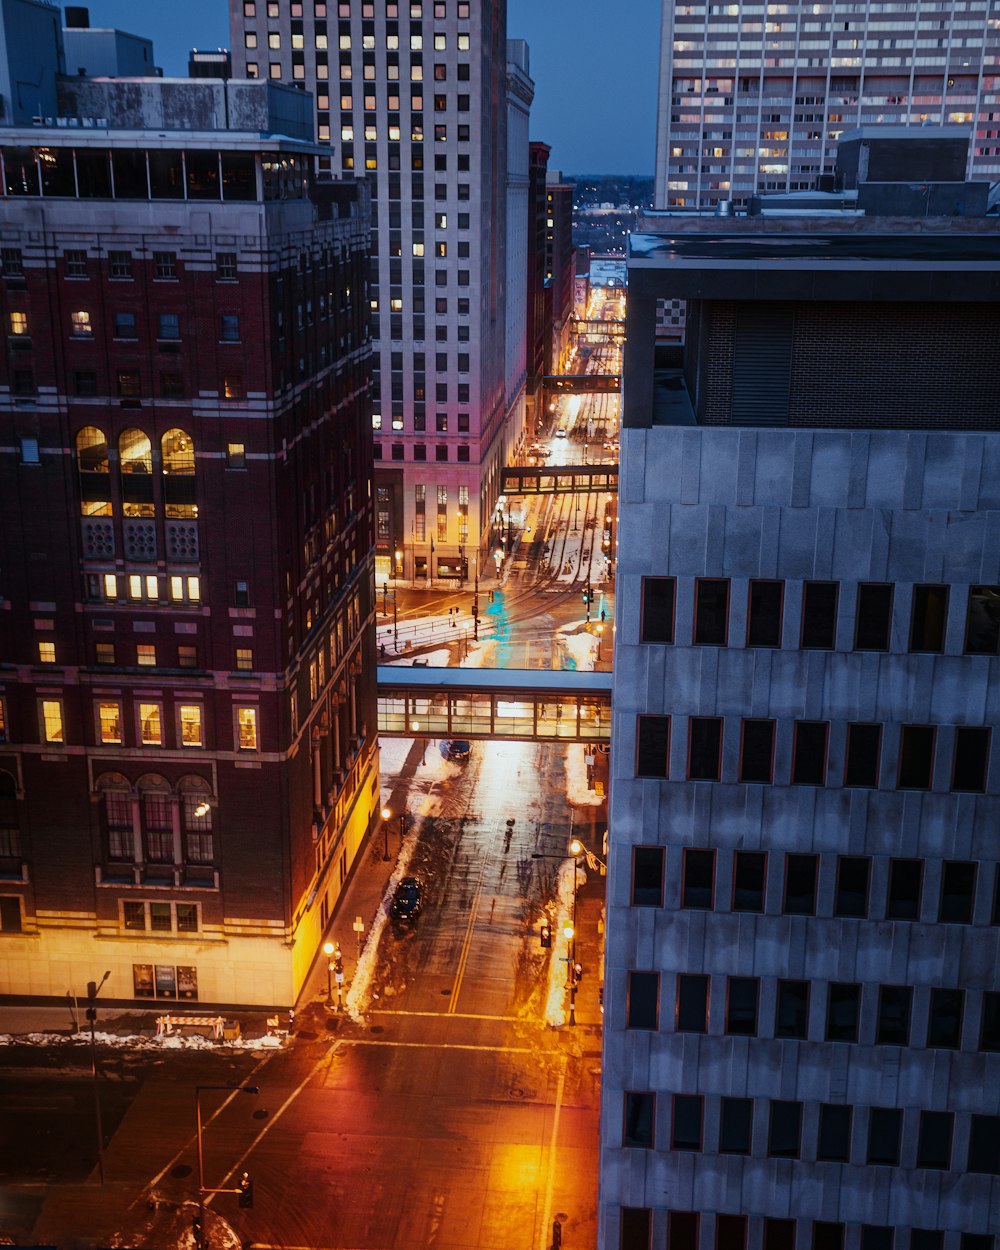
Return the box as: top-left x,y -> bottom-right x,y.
86,970 -> 111,1185
323,940 -> 335,1007
596,622 -> 604,664
381,805 -> 392,861
195,1083 -> 259,1250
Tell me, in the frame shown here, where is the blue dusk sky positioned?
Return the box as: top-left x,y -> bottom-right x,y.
56,0 -> 661,175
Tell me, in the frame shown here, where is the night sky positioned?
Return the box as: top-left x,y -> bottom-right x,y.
56,0 -> 660,174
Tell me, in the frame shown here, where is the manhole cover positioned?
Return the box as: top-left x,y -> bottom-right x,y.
370,1024 -> 384,1034
440,988 -> 451,996
252,1109 -> 269,1120
171,1164 -> 193,1179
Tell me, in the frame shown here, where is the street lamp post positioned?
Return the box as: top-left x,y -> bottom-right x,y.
381,805 -> 392,861
596,622 -> 604,664
323,940 -> 335,1008
86,970 -> 111,1185
472,555 -> 479,639
195,1083 -> 259,1250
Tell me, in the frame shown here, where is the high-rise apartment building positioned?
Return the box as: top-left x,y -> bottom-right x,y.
655,0 -> 1000,209
600,209 -> 1000,1246
230,0 -> 521,587
0,15 -> 379,1008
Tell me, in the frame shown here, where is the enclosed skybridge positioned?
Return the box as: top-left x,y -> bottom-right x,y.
377,666 -> 611,744
573,317 -> 626,337
545,374 -> 622,393
500,465 -> 618,496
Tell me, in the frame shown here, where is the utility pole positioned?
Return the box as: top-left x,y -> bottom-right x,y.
87,971 -> 111,1185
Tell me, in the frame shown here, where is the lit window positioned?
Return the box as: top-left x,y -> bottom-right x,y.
411,35 -> 423,50
103,574 -> 117,599
245,32 -> 257,47
434,33 -> 446,49
457,33 -> 470,50
236,648 -> 254,671
137,645 -> 156,667
37,640 -> 56,664
227,442 -> 246,469
390,297 -> 403,311
8,311 -> 28,336
170,576 -> 184,601
268,31 -> 280,47
341,125 -> 354,141
139,703 -> 162,745
187,576 -> 200,602
291,32 -> 304,48
95,643 -> 115,665
223,375 -> 243,400
237,706 -> 259,750
145,575 -> 158,600
42,699 -> 64,744
179,705 -> 203,748
129,574 -> 143,600
71,310 -> 93,337
99,702 -> 122,744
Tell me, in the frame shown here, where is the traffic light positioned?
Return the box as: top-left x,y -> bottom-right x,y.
539,922 -> 551,948
581,589 -> 590,605
238,1172 -> 254,1209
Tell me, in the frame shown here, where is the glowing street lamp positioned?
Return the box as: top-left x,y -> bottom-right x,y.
323,940 -> 335,1007
381,805 -> 392,861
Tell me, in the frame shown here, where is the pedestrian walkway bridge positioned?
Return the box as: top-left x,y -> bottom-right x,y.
573,317 -> 625,336
501,464 -> 618,495
545,373 -> 621,393
377,665 -> 611,743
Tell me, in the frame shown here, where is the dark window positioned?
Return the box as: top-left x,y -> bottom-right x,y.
916,1111 -> 953,1169
844,723 -> 881,787
671,1094 -> 703,1151
693,578 -> 728,645
855,583 -> 893,650
636,715 -> 670,778
814,1226 -> 845,1250
0,896 -> 22,932
689,717 -> 722,780
899,725 -> 935,790
75,370 -> 98,396
234,580 -> 250,608
117,371 -> 141,397
627,971 -> 659,1030
964,585 -> 1000,654
719,1097 -> 752,1154
952,727 -> 990,792
682,849 -> 714,909
910,1234 -> 943,1250
733,851 -> 766,912
792,721 -> 828,785
631,846 -> 664,907
623,1092 -> 655,1148
995,865 -> 1000,924
114,310 -> 137,338
784,854 -> 818,915
161,371 -> 184,399
981,991 -> 1000,1051
834,856 -> 870,918
959,1239 -> 993,1250
867,1108 -> 902,1164
220,314 -> 240,341
667,1213 -> 699,1250
620,1208 -> 651,1250
725,977 -> 759,1036
875,985 -> 912,1046
927,988 -> 963,1049
886,858 -> 922,920
861,1229 -> 894,1250
716,1215 -> 747,1250
967,1115 -> 1000,1174
817,1104 -> 852,1161
826,983 -> 861,1042
764,1221 -> 795,1250
641,577 -> 675,643
909,585 -> 948,652
747,579 -> 783,647
739,719 -> 774,783
939,860 -> 977,924
801,581 -> 838,648
775,980 -> 809,1039
676,974 -> 708,1032
768,1101 -> 802,1158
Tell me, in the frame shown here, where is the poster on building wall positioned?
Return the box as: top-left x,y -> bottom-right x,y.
177,966 -> 198,1000
133,964 -> 154,998
154,965 -> 177,999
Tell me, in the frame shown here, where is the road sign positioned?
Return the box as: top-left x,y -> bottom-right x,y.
353,916 -> 364,933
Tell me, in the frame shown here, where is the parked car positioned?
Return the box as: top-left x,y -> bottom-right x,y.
390,877 -> 423,927
555,428 -> 568,438
439,739 -> 472,761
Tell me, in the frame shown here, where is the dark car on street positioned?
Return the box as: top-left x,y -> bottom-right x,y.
390,877 -> 423,928
440,739 -> 472,761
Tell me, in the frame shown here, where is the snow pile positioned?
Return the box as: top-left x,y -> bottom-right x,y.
542,858 -> 586,1028
561,629 -> 598,671
565,743 -> 604,807
0,1029 -> 286,1050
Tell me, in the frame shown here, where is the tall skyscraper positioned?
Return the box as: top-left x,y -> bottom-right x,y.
230,0 -> 522,588
0,8 -> 379,1007
655,0 -> 1000,209
600,199 -> 1000,1245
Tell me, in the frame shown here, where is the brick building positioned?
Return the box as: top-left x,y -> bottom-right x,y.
0,62 -> 379,1009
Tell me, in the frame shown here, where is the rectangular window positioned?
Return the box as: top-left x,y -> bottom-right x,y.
237,706 -> 258,750
768,1100 -> 802,1158
855,583 -> 893,650
817,1104 -> 852,1162
217,252 -> 238,280
826,982 -> 861,1042
910,1235 -> 944,1250
626,971 -> 659,1030
952,727 -> 990,792
867,1108 -> 902,1165
981,991 -> 1000,1052
179,705 -> 203,748
784,854 -> 818,915
876,985 -> 912,1045
95,643 -> 115,665
220,314 -> 241,341
41,699 -> 64,744
775,979 -> 809,1039
98,701 -> 122,745
719,1097 -> 752,1154
123,901 -> 146,930
109,250 -> 132,279
671,1094 -> 703,1151
717,1216 -> 747,1250
8,310 -> 28,336
747,579 -> 783,647
227,442 -> 246,469
834,856 -> 870,918
916,1111 -> 953,1169
693,578 -> 729,645
909,584 -> 948,652
117,371 -> 140,398
739,719 -> 774,783
764,1222 -> 795,1250
640,577 -> 675,643
967,1115 -> 1000,1174
223,375 -> 244,400
139,703 -> 162,746
682,849 -> 714,909
899,725 -> 935,789
814,1226 -> 845,1250
154,251 -> 177,279
71,310 -> 93,337
732,850 -> 766,912
235,648 -> 254,671
635,715 -> 669,778
37,641 -> 56,664
964,585 -> 1000,654
623,1092 -> 655,1148
688,717 -> 722,780
631,846 -> 664,907
887,858 -> 923,920
668,1213 -> 699,1250
792,721 -> 828,785
157,312 -> 179,340
844,722 -> 881,787
177,645 -> 197,668
725,977 -> 759,1036
939,860 -> 977,924
861,1231 -> 894,1250
801,581 -> 838,648
620,1209 -> 651,1250
65,249 -> 88,277
136,644 -> 156,667
927,988 -> 964,1049
676,974 -> 709,1032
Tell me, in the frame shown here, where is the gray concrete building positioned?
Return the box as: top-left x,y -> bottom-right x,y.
601,220 -> 1000,1248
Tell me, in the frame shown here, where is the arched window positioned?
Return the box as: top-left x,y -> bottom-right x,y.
161,428 -> 197,518
76,426 -> 109,472
179,775 -> 214,864
96,772 -> 133,861
136,774 -> 173,863
119,428 -> 152,473
119,428 -> 154,517
161,429 -> 195,474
